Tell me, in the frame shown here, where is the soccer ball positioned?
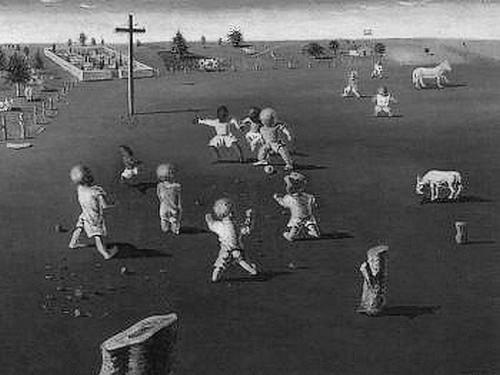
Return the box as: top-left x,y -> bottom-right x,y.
264,165 -> 275,174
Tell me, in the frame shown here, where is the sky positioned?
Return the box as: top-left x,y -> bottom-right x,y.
0,0 -> 499,43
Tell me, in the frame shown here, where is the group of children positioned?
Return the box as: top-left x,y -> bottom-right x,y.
194,105 -> 294,171
68,106 -> 321,282
342,61 -> 398,117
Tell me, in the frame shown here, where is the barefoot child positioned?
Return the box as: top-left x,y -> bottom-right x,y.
273,172 -> 320,241
156,163 -> 182,234
372,86 -> 397,117
357,245 -> 389,316
119,145 -> 142,181
205,198 -> 258,282
254,107 -> 294,171
342,69 -> 361,98
194,105 -> 244,163
239,106 -> 264,153
68,165 -> 119,260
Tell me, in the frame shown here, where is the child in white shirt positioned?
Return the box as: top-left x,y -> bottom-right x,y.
205,198 -> 258,282
371,61 -> 384,79
254,107 -> 294,171
342,69 -> 361,98
68,165 -> 119,260
194,105 -> 244,163
273,172 -> 320,241
156,163 -> 182,234
372,86 -> 397,117
239,106 -> 264,153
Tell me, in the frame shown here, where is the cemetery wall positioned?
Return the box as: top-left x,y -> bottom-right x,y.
44,48 -> 84,81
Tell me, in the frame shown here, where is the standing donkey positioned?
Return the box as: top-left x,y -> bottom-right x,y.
416,170 -> 463,201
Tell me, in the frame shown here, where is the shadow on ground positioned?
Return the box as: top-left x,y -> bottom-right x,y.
136,108 -> 207,116
223,270 -> 294,283
295,231 -> 354,242
420,195 -> 492,205
376,305 -> 441,319
109,243 -> 172,259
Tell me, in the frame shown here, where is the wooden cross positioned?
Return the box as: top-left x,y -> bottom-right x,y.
115,14 -> 145,117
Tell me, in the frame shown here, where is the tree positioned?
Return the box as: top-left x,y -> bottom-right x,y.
329,40 -> 339,55
79,32 -> 87,46
201,35 -> 206,48
67,39 -> 73,47
7,53 -> 31,97
51,43 -> 56,52
304,42 -> 325,58
171,30 -> 189,56
227,27 -> 243,47
101,38 -> 105,45
0,49 -> 6,71
33,49 -> 44,70
90,37 -> 97,46
23,46 -> 30,57
374,42 -> 386,56
217,37 -> 223,46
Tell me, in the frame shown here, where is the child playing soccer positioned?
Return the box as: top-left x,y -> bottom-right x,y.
68,165 -> 119,260
372,86 -> 397,117
205,198 -> 258,282
273,172 -> 320,242
194,105 -> 244,163
342,69 -> 362,98
238,106 -> 264,153
253,107 -> 294,171
119,145 -> 142,181
156,163 -> 182,235
371,60 -> 384,79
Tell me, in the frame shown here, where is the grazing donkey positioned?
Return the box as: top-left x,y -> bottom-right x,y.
416,170 -> 463,201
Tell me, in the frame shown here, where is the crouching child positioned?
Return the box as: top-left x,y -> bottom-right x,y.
205,198 -> 258,282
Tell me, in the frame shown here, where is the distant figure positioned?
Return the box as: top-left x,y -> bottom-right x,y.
253,107 -> 294,171
371,60 -> 384,79
156,163 -> 182,234
238,106 -> 264,153
342,69 -> 361,98
273,172 -> 320,242
205,198 -> 258,282
194,105 -> 244,163
68,165 -> 118,260
357,245 -> 389,316
372,86 -> 397,117
119,145 -> 141,181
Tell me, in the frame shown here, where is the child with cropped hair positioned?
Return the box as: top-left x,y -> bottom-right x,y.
205,198 -> 258,282
253,107 -> 294,171
372,86 -> 397,117
273,172 -> 320,241
119,145 -> 142,181
156,163 -> 182,235
68,165 -> 119,260
194,105 -> 244,163
342,69 -> 361,98
239,106 -> 264,153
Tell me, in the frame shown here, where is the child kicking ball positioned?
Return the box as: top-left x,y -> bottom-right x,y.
372,86 -> 397,117
254,107 -> 294,171
68,165 -> 119,260
342,69 -> 362,98
194,105 -> 244,163
273,172 -> 320,241
156,163 -> 182,235
205,198 -> 258,282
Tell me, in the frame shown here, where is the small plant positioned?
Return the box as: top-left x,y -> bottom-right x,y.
227,27 -> 243,47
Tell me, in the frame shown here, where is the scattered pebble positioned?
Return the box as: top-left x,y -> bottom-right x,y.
74,288 -> 83,299
73,308 -> 81,317
144,276 -> 150,281
44,265 -> 53,270
120,266 -> 129,275
44,274 -> 55,280
159,269 -> 168,274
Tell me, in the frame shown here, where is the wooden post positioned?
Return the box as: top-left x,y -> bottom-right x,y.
115,14 -> 145,117
1,115 -> 7,141
33,106 -> 38,125
18,113 -> 25,140
49,97 -> 54,110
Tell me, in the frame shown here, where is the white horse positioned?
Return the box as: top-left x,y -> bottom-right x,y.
416,170 -> 463,201
412,60 -> 451,89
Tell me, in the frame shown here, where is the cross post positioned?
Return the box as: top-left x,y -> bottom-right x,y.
115,13 -> 145,117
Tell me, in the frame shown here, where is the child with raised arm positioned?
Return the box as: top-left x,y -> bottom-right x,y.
239,106 -> 264,153
68,165 -> 119,260
273,172 -> 320,242
194,105 -> 244,163
254,107 -> 294,171
342,69 -> 362,98
372,86 -> 397,117
205,198 -> 258,282
156,163 -> 182,235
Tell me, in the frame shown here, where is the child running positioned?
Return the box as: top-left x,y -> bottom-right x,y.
119,145 -> 142,182
205,198 -> 258,282
273,172 -> 320,241
253,107 -> 294,171
194,105 -> 244,163
342,69 -> 362,98
372,86 -> 397,117
238,106 -> 264,153
156,163 -> 182,235
68,165 -> 119,260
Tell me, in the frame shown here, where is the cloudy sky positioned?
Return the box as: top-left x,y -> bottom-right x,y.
0,0 -> 498,43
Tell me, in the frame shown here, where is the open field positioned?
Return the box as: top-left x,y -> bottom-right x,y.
0,40 -> 499,375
